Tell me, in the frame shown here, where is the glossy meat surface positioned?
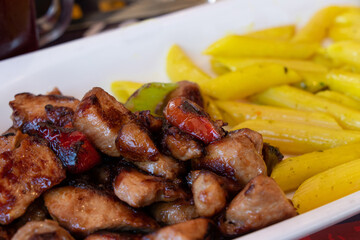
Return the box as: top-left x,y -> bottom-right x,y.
220,175 -> 297,237
44,186 -> 159,236
134,154 -> 183,180
150,200 -> 199,225
192,129 -> 267,185
142,218 -> 212,240
73,87 -> 159,162
114,167 -> 187,207
0,136 -> 65,225
12,220 -> 75,240
189,170 -> 227,217
10,93 -> 79,129
161,126 -> 203,161
115,122 -> 158,162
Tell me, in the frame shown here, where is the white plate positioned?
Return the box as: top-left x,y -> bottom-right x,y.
1,0 -> 360,239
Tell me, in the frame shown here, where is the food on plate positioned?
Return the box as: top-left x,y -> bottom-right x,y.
291,6 -> 347,43
212,57 -> 328,73
201,64 -> 301,100
251,85 -> 360,130
167,44 -> 210,84
325,41 -> 360,69
219,175 -> 297,237
292,158 -> 360,213
271,143 -> 360,192
245,25 -> 295,41
233,119 -> 360,154
215,100 -> 341,129
1,84 -> 297,239
5,3 -> 360,239
324,69 -> 360,100
203,35 -> 319,59
316,90 -> 360,110
11,220 -> 74,240
125,82 -> 178,114
111,81 -> 142,103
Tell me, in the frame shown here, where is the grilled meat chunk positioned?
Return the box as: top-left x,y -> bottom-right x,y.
0,136 -> 65,225
10,92 -> 79,129
115,122 -> 158,162
135,111 -> 163,134
114,167 -> 188,208
73,87 -> 159,162
150,200 -> 199,225
45,105 -> 75,128
12,220 -> 75,240
188,170 -> 227,217
219,175 -> 297,237
262,143 -> 283,175
165,81 -> 204,108
164,97 -> 225,144
142,218 -> 212,240
192,129 -> 267,185
134,154 -> 183,180
0,130 -> 26,152
85,232 -> 143,240
161,125 -> 203,161
44,186 -> 159,236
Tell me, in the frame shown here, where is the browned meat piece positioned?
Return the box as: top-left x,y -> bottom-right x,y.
0,226 -> 9,240
0,136 -> 66,225
192,129 -> 267,185
44,186 -> 159,236
161,125 -> 203,161
85,232 -> 143,240
262,143 -> 283,175
187,170 -> 241,196
5,198 -> 50,237
115,122 -> 158,162
219,175 -> 297,237
73,87 -> 159,161
11,220 -> 75,240
134,154 -> 183,180
135,110 -> 163,134
165,81 -> 204,108
10,92 -> 79,129
238,128 -> 263,155
47,87 -> 62,95
188,170 -> 227,217
150,200 -> 198,225
142,218 -> 212,240
45,105 -> 75,127
114,167 -> 188,208
0,130 -> 26,153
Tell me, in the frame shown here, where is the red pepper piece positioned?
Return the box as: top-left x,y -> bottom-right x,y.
24,123 -> 101,174
163,97 -> 223,144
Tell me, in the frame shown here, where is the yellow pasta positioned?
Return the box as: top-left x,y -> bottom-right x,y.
271,143 -> 360,192
292,158 -> 360,213
201,64 -> 301,100
215,100 -> 341,129
110,81 -> 143,103
204,35 -> 319,59
232,119 -> 360,155
166,44 -> 210,84
251,85 -> 360,131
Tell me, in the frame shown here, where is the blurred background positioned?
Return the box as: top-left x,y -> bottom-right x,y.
37,0 -> 215,48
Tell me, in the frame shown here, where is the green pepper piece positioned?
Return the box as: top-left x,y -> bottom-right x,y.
125,82 -> 178,115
